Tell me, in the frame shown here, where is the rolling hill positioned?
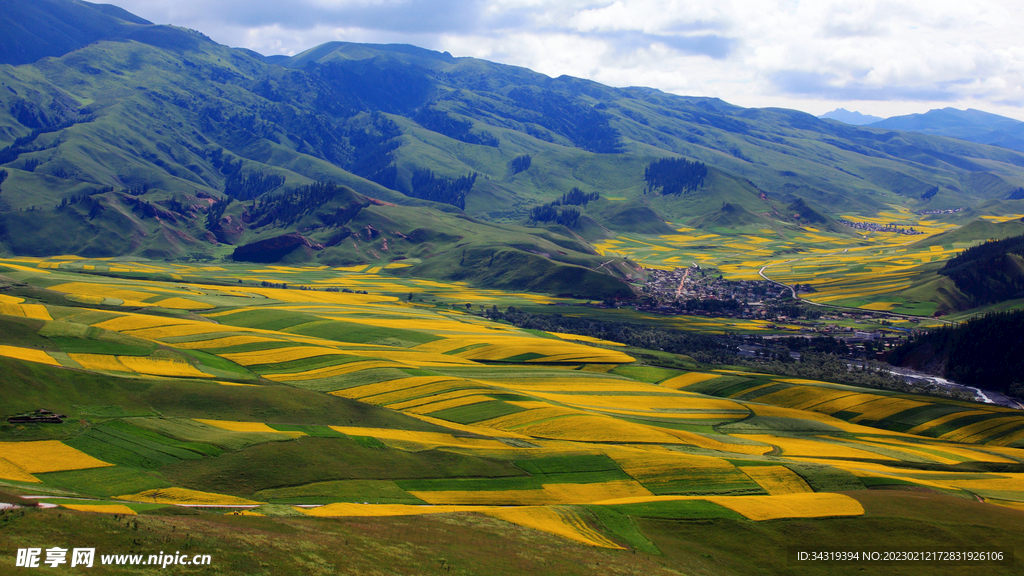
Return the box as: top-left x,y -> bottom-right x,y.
3,0 -> 1024,298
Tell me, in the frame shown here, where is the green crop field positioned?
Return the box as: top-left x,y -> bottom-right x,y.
1,260 -> 1023,576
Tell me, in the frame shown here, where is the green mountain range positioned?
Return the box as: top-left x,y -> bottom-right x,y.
869,108 -> 1024,155
4,0 -> 1024,297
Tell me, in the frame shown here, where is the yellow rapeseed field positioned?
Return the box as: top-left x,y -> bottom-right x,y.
386,388 -> 495,410
483,506 -> 623,549
0,457 -> 39,483
449,338 -> 634,364
745,403 -> 897,435
839,438 -> 961,465
327,426 -> 507,449
989,427 -> 1024,447
0,441 -> 112,473
848,399 -> 928,423
194,420 -> 306,437
726,382 -> 777,398
660,428 -> 774,455
117,356 -> 213,378
400,395 -> 496,415
705,493 -> 865,521
936,474 -> 1024,493
477,407 -> 584,430
125,323 -> 240,340
152,297 -> 215,310
753,387 -> 855,411
544,332 -> 626,347
332,348 -> 475,368
532,392 -> 746,413
93,314 -> 185,332
957,421 -> 1024,444
895,442 -> 1016,464
608,448 -> 738,483
801,393 -> 879,415
220,345 -> 358,366
69,353 -> 128,372
938,416 -> 1024,443
659,372 -> 721,389
904,410 -> 990,436
735,434 -> 897,461
0,303 -> 52,320
740,466 -> 813,495
331,376 -> 457,400
62,504 -> 138,515
264,360 -> 405,382
351,380 -> 481,407
494,378 -> 665,394
47,282 -> 159,303
174,335 -> 280,349
0,345 -> 59,366
410,488 -> 555,506
542,480 -> 653,503
514,414 -> 682,444
117,488 -> 260,505
299,503 -> 487,517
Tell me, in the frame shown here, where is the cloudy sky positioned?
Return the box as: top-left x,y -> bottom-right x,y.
112,0 -> 1024,120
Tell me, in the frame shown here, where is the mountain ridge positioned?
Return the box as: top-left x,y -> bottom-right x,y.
3,0 -> 1024,297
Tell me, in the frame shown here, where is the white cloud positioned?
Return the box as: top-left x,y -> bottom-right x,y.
107,0 -> 1024,120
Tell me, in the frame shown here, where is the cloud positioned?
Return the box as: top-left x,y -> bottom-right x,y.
106,0 -> 1024,119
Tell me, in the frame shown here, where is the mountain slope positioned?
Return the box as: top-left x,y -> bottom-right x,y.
5,1 -> 1024,296
0,0 -> 151,66
869,108 -> 1024,154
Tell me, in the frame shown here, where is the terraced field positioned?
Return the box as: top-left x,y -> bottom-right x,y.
1,259 -> 1023,571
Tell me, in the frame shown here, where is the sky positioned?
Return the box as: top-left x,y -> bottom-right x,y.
111,0 -> 1024,121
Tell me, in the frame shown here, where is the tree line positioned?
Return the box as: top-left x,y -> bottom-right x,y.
245,181 -> 360,228
527,187 -> 599,228
889,309 -> 1024,398
644,157 -> 708,195
939,233 -> 1024,306
405,170 -> 477,210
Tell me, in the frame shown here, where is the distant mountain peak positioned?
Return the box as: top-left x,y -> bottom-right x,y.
818,108 -> 886,125
867,107 -> 1024,153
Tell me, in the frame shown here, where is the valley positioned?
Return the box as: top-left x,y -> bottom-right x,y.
3,1 -> 1024,573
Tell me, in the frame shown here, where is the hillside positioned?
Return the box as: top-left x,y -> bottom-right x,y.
0,0 -> 151,66
3,0 -> 1024,285
937,232 -> 1024,307
890,309 -> 1024,396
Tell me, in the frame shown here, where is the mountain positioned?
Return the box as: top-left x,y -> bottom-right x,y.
818,108 -> 885,125
869,108 -> 1024,154
5,0 -> 1024,295
0,0 -> 152,66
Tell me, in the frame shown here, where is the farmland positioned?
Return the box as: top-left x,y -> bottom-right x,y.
2,258 -> 1023,575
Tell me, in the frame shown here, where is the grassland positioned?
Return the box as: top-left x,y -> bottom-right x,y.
1,261 -> 1023,575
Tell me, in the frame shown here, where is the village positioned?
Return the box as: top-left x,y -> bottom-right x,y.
838,219 -> 924,234
634,266 -> 913,346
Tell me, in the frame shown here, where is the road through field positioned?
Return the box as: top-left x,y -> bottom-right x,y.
757,252 -> 953,324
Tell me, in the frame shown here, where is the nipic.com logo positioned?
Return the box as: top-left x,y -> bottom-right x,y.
15,548 -> 213,569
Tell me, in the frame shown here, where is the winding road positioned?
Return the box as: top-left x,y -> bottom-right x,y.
757,252 -> 953,325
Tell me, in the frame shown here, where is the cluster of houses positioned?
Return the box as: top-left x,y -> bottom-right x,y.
838,219 -> 923,234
